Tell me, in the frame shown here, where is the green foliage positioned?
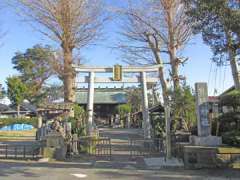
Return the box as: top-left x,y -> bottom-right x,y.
222,131 -> 240,147
6,76 -> 27,106
185,0 -> 240,65
12,44 -> 55,104
0,117 -> 38,128
0,86 -> 6,99
151,113 -> 165,138
42,85 -> 64,103
220,90 -> 240,108
218,89 -> 240,147
218,112 -> 240,123
170,85 -> 197,132
73,104 -> 87,120
116,104 -> 132,117
68,105 -> 87,137
126,88 -> 142,113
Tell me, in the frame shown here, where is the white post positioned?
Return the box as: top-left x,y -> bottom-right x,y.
87,71 -> 95,135
141,71 -> 151,139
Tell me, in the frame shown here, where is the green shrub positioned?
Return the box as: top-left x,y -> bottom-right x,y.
0,117 -> 38,128
67,105 -> 87,137
151,113 -> 165,138
73,104 -> 86,119
116,104 -> 131,116
222,131 -> 240,147
220,90 -> 240,108
218,90 -> 240,147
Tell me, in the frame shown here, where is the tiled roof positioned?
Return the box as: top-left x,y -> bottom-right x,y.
76,91 -> 127,104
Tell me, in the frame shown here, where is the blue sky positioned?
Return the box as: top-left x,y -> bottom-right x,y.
0,0 -> 233,95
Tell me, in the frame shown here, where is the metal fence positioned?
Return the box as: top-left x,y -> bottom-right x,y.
128,138 -> 165,158
0,142 -> 43,160
72,136 -> 112,159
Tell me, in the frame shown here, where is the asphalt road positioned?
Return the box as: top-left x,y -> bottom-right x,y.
0,160 -> 240,180
0,128 -> 239,180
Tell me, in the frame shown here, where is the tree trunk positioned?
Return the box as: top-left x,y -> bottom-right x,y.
169,48 -> 180,91
158,67 -> 168,103
17,104 -> 20,117
63,47 -> 75,103
167,5 -> 180,91
158,67 -> 172,159
229,49 -> 240,90
226,31 -> 240,90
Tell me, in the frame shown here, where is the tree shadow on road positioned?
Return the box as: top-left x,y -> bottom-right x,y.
0,160 -> 240,179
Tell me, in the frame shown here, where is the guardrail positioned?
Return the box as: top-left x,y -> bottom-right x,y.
129,138 -> 165,158
72,136 -> 111,160
0,142 -> 43,160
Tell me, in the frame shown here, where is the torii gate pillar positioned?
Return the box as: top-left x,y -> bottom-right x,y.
87,71 -> 95,135
73,64 -> 161,138
141,72 -> 151,139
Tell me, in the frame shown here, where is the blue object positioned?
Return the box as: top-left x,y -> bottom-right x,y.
0,124 -> 34,131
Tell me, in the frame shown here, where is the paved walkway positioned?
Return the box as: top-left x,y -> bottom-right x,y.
0,160 -> 239,180
0,129 -> 240,179
99,128 -> 143,148
99,128 -> 144,162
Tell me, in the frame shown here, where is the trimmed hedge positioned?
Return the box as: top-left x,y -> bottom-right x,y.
0,117 -> 38,128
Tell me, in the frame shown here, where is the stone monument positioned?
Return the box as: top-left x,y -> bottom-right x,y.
189,82 -> 222,146
43,131 -> 67,161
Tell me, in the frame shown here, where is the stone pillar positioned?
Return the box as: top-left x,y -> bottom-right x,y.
37,115 -> 43,129
195,83 -> 210,137
141,71 -> 151,139
127,113 -> 131,129
72,134 -> 78,155
87,71 -> 95,135
189,83 -> 222,146
110,115 -> 114,126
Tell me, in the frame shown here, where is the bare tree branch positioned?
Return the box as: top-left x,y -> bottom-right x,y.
12,0 -> 106,103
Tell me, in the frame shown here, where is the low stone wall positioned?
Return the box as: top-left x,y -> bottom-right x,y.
183,146 -> 240,169
184,146 -> 217,169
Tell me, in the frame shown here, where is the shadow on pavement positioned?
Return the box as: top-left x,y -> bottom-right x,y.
0,160 -> 240,179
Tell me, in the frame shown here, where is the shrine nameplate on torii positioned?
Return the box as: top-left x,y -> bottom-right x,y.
72,64 -> 161,139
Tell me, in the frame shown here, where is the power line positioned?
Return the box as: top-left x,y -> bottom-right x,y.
222,65 -> 227,92
208,61 -> 213,86
213,65 -> 218,96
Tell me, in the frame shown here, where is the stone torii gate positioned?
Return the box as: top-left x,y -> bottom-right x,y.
73,64 -> 161,139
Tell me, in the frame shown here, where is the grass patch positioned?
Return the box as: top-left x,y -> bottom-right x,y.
0,129 -> 37,137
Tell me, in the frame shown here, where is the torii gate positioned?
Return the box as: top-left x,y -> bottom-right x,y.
73,64 -> 161,139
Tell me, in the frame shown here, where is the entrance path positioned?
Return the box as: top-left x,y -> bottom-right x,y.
99,128 -> 144,155
98,128 -> 144,166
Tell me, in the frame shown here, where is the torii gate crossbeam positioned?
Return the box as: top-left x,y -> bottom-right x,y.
73,64 -> 162,139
